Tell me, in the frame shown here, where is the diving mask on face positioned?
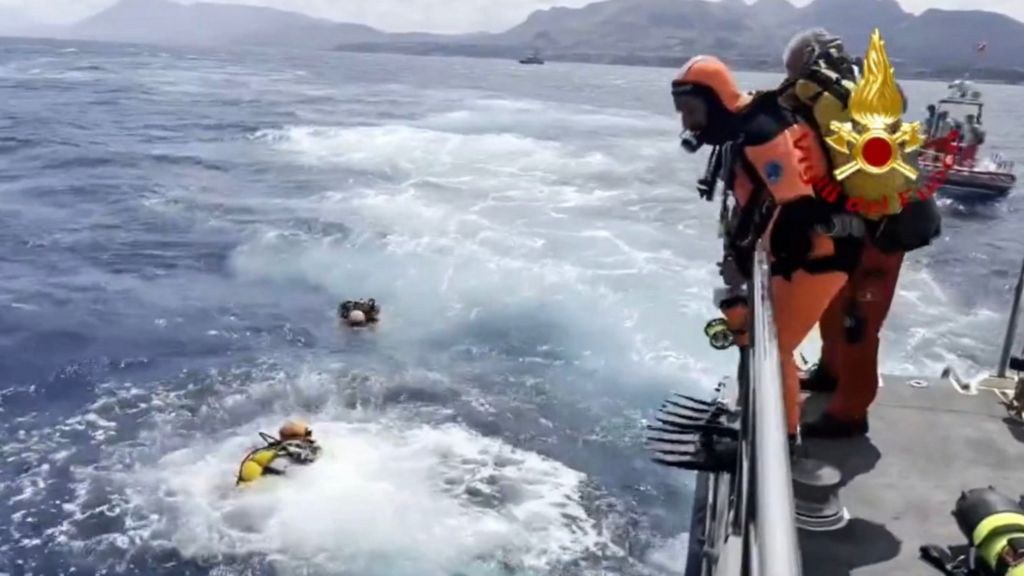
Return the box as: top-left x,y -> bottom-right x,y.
673,85 -> 739,149
680,131 -> 703,152
672,84 -> 706,153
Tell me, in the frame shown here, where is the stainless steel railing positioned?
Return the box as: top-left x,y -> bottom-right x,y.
996,257 -> 1024,378
745,242 -> 802,576
679,241 -> 803,576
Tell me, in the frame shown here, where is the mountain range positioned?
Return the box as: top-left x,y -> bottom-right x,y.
5,0 -> 1024,81
335,0 -> 1024,79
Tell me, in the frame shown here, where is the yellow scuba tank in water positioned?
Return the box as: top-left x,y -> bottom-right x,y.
953,487 -> 1024,576
236,446 -> 280,485
235,431 -> 322,486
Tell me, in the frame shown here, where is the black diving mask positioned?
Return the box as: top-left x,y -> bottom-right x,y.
679,131 -> 704,153
672,83 -> 705,153
671,81 -> 738,149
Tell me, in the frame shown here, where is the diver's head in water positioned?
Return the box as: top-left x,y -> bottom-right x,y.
338,299 -> 380,327
671,55 -> 746,150
279,420 -> 314,442
346,309 -> 367,326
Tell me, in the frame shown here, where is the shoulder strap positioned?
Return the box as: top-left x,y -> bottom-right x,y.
729,151 -> 775,250
919,544 -> 970,576
698,145 -> 725,201
803,67 -> 851,107
782,86 -> 850,209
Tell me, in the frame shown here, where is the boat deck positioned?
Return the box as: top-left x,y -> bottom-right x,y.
798,375 -> 1024,576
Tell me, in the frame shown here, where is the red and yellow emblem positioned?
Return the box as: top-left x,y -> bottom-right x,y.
826,29 -> 923,181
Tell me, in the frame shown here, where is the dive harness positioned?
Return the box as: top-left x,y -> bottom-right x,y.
695,135 -> 865,282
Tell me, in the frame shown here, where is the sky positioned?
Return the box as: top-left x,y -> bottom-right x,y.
1,0 -> 1022,34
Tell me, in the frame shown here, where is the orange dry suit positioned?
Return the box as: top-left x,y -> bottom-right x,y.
789,105 -> 904,433
673,55 -> 859,437
777,64 -> 943,436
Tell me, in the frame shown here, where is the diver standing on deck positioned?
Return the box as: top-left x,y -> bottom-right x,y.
673,54 -> 854,444
777,29 -> 942,438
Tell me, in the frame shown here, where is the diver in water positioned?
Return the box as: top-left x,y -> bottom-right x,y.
236,420 -> 321,485
338,298 -> 380,327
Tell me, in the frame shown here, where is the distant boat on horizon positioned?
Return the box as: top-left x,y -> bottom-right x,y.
519,51 -> 544,65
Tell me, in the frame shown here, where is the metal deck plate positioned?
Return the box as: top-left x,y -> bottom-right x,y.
798,375 -> 1024,575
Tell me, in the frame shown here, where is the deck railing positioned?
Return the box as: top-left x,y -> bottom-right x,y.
996,257 -> 1024,378
743,242 -> 802,576
680,240 -> 803,576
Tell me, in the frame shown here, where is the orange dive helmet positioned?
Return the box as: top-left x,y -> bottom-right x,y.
279,420 -> 313,441
671,55 -> 749,148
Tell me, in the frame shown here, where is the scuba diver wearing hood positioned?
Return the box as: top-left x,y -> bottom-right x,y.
777,28 -> 941,438
673,54 -> 859,442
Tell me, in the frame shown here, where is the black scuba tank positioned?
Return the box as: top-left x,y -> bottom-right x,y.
953,487 -> 1024,576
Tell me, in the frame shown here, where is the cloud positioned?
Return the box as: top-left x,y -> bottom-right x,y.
0,0 -> 112,25
0,0 -> 1021,32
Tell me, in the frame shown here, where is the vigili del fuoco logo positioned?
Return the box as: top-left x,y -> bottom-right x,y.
793,29 -> 956,216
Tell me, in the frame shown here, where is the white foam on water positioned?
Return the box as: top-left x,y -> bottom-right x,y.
238,103 -> 725,387
881,263 -> 1003,378
226,186 -> 725,388
644,532 -> 689,576
415,97 -> 668,139
242,102 -> 982,387
10,365 -> 643,575
65,419 -> 620,576
252,124 -> 619,185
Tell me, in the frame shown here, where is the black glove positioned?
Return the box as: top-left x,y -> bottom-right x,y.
769,197 -> 831,270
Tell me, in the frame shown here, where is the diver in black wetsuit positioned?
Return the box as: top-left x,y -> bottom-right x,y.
338,298 -> 380,327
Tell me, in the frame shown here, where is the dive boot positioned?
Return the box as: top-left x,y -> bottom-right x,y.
802,412 -> 869,439
800,363 -> 838,393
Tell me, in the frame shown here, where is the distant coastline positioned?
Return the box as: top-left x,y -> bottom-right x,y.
3,31 -> 1017,86
334,43 -> 1024,85
6,0 -> 1023,85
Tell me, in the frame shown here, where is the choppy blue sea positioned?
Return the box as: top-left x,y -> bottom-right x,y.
1,37 -> 1022,576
